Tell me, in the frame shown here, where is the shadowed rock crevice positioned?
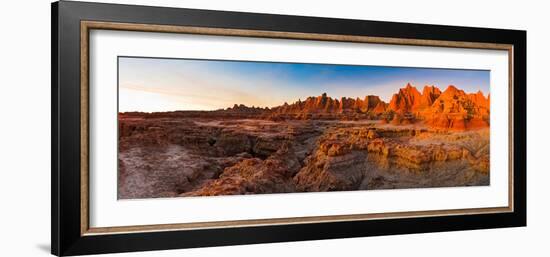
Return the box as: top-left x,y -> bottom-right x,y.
184,142 -> 301,196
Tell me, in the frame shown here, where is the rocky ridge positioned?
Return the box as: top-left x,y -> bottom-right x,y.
120,83 -> 489,131
117,83 -> 491,199
268,83 -> 489,130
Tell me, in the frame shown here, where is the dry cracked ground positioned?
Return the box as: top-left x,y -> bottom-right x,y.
118,117 -> 489,199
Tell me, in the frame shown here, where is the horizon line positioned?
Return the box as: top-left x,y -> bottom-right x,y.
119,83 -> 489,113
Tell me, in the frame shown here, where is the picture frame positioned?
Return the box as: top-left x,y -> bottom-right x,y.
51,1 -> 526,256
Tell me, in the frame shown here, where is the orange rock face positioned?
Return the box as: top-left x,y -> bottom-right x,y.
266,83 -> 488,130
269,92 -> 389,120
388,83 -> 423,114
420,85 -> 442,109
355,95 -> 387,114
273,93 -> 387,115
123,82 -> 489,132
387,84 -> 490,130
423,85 -> 490,130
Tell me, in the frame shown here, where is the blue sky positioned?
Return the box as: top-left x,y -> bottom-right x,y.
119,57 -> 490,112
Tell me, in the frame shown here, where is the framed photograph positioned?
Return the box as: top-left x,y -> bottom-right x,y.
52,1 -> 526,256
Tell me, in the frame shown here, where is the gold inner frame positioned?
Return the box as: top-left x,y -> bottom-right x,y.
80,20 -> 515,236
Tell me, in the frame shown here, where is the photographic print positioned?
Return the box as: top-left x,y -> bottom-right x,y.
53,5 -> 525,254
117,57 -> 490,199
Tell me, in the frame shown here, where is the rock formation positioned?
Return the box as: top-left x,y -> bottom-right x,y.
225,104 -> 270,114
388,83 -> 423,114
386,84 -> 490,130
420,85 -> 442,109
118,110 -> 490,199
422,85 -> 490,130
270,93 -> 388,120
117,82 -> 491,199
120,83 -> 489,131
294,140 -> 367,192
266,83 -> 488,130
184,142 -> 301,196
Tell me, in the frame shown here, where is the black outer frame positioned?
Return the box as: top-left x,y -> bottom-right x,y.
51,1 -> 526,256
